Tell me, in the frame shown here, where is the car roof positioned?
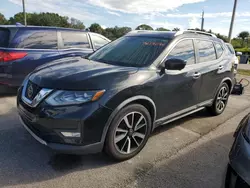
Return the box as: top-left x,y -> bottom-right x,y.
126,31 -> 176,39
0,25 -> 88,32
126,30 -> 223,43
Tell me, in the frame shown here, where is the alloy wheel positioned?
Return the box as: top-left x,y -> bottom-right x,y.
216,86 -> 229,112
114,112 -> 147,154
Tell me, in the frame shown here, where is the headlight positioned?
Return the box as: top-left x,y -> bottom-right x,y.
45,90 -> 105,106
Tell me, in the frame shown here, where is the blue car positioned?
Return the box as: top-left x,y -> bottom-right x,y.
0,25 -> 110,89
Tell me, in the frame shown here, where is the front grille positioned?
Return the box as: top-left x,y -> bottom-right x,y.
25,81 -> 41,100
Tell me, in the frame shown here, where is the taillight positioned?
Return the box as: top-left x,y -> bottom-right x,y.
0,51 -> 27,62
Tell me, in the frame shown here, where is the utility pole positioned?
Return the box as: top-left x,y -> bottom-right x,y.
22,0 -> 27,26
201,10 -> 204,31
228,0 -> 238,43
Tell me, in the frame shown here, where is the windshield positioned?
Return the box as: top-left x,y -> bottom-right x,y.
88,36 -> 170,67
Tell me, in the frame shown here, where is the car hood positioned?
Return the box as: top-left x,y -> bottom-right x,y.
29,57 -> 139,90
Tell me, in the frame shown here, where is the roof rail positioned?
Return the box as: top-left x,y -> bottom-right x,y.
128,30 -> 154,34
175,30 -> 217,38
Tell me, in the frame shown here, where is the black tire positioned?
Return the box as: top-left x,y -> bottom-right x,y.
104,104 -> 152,161
207,83 -> 230,116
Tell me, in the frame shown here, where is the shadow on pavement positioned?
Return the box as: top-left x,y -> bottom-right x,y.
0,108 -> 115,187
0,85 -> 17,98
132,133 -> 233,188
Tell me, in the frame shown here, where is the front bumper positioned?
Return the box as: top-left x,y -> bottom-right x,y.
17,87 -> 113,154
229,132 -> 250,186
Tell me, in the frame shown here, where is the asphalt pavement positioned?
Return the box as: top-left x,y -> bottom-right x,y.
0,76 -> 250,188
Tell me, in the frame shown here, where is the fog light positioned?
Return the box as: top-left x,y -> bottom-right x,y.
61,132 -> 81,138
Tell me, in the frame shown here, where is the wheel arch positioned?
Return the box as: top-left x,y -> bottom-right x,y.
214,77 -> 233,98
101,95 -> 157,143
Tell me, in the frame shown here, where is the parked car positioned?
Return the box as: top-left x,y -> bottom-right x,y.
17,30 -> 234,161
0,25 -> 110,89
225,43 -> 239,74
225,113 -> 250,188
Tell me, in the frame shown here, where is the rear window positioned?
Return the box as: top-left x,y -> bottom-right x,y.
215,43 -> 224,58
0,28 -> 10,47
226,44 -> 235,55
197,40 -> 216,63
89,36 -> 170,67
61,31 -> 90,49
10,29 -> 57,49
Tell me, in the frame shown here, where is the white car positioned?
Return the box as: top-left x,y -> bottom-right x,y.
225,43 -> 241,74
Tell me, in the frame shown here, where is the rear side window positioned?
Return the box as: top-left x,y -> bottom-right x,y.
197,40 -> 216,63
61,31 -> 90,49
226,44 -> 235,55
11,29 -> 57,49
168,39 -> 195,65
0,28 -> 10,47
215,43 -> 224,58
90,34 -> 109,49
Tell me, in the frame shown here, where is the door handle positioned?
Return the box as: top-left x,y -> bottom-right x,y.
218,65 -> 224,70
193,72 -> 201,79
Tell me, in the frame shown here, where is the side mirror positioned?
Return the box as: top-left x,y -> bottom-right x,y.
236,52 -> 242,56
164,58 -> 187,70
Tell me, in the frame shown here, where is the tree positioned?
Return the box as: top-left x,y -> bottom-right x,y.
103,26 -> 132,40
89,23 -> 104,34
156,27 -> 170,31
238,31 -> 250,47
69,18 -> 85,30
135,24 -> 153,30
172,27 -> 180,31
0,13 -> 8,24
216,33 -> 228,42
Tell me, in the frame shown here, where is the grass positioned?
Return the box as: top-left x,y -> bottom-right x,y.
237,69 -> 250,76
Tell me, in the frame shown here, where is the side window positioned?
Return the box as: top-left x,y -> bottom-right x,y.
215,43 -> 224,58
226,44 -> 235,55
11,29 -> 57,49
197,40 -> 216,62
61,31 -> 90,49
91,34 -> 109,49
167,39 -> 195,65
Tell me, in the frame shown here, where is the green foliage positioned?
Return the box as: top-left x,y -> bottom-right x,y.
103,26 -> 132,40
235,47 -> 250,54
89,23 -> 104,34
0,13 -> 8,24
156,27 -> 170,31
172,28 -> 180,31
238,31 -> 250,47
135,24 -> 153,30
231,38 -> 242,48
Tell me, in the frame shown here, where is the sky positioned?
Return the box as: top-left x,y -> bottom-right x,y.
1,0 -> 250,37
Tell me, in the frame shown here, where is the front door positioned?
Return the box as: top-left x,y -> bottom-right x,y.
154,39 -> 203,120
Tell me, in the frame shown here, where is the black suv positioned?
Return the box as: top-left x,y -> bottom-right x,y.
17,30 -> 234,161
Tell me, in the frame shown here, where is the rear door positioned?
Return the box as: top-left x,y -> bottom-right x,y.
1,28 -> 59,86
58,30 -> 93,57
196,40 -> 226,103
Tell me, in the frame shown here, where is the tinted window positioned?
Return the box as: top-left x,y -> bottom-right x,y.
168,39 -> 195,65
0,28 -> 10,47
61,31 -> 90,49
197,40 -> 216,62
11,29 -> 57,49
215,43 -> 224,58
89,36 -> 169,67
226,44 -> 235,55
91,34 -> 109,49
